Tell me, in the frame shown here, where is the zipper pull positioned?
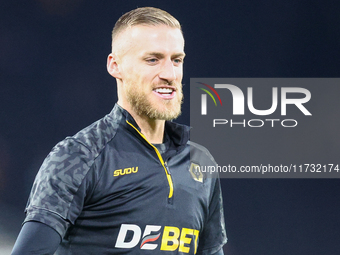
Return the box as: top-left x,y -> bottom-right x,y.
164,162 -> 171,175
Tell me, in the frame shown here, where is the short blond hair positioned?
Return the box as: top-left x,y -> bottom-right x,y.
111,7 -> 182,42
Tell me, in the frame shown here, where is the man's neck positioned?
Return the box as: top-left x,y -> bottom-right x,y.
135,116 -> 165,144
120,104 -> 165,144
132,114 -> 165,144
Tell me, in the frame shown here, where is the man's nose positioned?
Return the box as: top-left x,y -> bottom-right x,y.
159,60 -> 176,84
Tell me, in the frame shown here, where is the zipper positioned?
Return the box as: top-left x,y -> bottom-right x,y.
126,120 -> 174,200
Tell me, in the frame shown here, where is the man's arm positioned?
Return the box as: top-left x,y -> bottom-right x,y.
11,221 -> 61,255
196,177 -> 228,254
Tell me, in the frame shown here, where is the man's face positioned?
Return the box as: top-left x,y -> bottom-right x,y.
115,25 -> 185,120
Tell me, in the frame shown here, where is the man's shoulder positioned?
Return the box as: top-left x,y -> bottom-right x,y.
53,106 -> 124,161
188,140 -> 216,164
189,140 -> 211,154
72,114 -> 118,152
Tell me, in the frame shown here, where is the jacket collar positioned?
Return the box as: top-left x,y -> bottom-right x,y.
109,104 -> 190,147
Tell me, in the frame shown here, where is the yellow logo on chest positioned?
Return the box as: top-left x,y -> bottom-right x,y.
114,167 -> 139,177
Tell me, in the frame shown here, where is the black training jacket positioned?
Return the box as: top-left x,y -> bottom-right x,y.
25,104 -> 227,254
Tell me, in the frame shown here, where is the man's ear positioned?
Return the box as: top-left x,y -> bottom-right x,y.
107,53 -> 122,79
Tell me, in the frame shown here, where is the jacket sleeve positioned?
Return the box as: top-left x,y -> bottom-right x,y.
24,138 -> 95,238
197,177 -> 228,254
11,221 -> 61,255
190,141 -> 228,254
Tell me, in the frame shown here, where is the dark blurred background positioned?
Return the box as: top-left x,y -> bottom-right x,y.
1,0 -> 340,254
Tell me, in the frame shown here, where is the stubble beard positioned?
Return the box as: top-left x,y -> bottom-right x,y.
125,82 -> 183,120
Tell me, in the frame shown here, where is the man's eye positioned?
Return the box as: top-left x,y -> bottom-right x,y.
173,58 -> 183,64
146,58 -> 158,63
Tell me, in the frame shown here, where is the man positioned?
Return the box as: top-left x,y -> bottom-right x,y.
11,7 -> 227,254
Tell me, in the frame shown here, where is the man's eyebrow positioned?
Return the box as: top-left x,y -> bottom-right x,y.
144,52 -> 186,58
144,52 -> 164,58
173,52 -> 186,58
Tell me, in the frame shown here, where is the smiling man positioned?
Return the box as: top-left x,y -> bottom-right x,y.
107,22 -> 185,143
12,7 -> 227,255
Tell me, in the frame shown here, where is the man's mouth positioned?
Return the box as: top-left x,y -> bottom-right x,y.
154,88 -> 174,94
153,87 -> 176,99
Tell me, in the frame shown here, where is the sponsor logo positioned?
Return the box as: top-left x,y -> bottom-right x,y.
115,224 -> 199,254
114,167 -> 139,177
